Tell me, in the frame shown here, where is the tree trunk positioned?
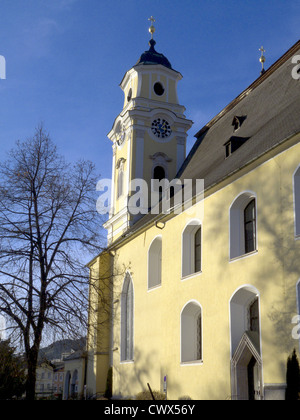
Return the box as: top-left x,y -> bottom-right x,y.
26,350 -> 38,400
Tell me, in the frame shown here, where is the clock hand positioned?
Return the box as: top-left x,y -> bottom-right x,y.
158,123 -> 164,133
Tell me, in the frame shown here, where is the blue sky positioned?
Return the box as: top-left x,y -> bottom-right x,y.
0,0 -> 299,182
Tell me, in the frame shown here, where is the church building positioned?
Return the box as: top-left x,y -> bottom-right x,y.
86,20 -> 300,400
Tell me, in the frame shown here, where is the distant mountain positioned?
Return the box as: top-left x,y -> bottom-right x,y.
39,337 -> 86,362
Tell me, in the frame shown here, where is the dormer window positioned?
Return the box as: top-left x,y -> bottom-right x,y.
225,141 -> 232,158
232,115 -> 247,132
224,136 -> 250,159
232,116 -> 240,131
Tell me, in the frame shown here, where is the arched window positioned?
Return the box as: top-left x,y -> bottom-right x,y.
182,221 -> 202,278
117,169 -> 124,198
249,297 -> 260,333
150,152 -> 171,185
64,371 -> 71,400
121,274 -> 134,362
230,192 -> 257,259
294,166 -> 300,237
152,166 -> 167,211
230,286 -> 262,400
71,369 -> 78,396
148,236 -> 162,289
230,286 -> 261,357
181,301 -> 202,363
116,158 -> 126,198
194,227 -> 202,273
244,199 -> 256,254
153,165 -> 165,182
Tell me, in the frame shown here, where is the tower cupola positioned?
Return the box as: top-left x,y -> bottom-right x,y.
135,39 -> 172,69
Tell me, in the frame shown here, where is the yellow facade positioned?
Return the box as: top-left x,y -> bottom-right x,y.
86,252 -> 112,396
87,38 -> 300,400
100,136 -> 299,400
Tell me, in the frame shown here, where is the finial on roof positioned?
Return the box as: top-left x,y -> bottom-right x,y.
135,17 -> 172,69
259,46 -> 266,75
148,16 -> 156,40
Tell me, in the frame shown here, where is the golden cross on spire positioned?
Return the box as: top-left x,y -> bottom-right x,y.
259,46 -> 266,74
259,46 -> 266,56
148,16 -> 156,39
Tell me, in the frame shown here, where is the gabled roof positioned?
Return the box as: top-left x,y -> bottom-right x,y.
100,40 -> 300,253
178,40 -> 300,189
232,331 -> 261,365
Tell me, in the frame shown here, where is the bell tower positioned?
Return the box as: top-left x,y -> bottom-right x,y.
104,18 -> 193,244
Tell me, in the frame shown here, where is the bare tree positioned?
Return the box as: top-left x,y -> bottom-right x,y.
0,126 -> 105,399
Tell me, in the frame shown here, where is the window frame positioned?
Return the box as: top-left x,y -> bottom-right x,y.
248,297 -> 260,333
180,300 -> 203,364
244,199 -> 256,254
293,165 -> 300,238
148,236 -> 162,290
181,220 -> 202,279
120,273 -> 134,363
194,226 -> 202,273
229,192 -> 258,260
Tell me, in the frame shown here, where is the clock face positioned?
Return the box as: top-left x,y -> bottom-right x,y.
151,118 -> 172,139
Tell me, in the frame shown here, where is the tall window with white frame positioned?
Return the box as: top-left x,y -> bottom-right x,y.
148,236 -> 162,289
120,274 -> 134,362
181,301 -> 202,363
294,166 -> 300,237
230,193 -> 257,259
182,221 -> 202,278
